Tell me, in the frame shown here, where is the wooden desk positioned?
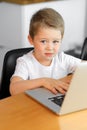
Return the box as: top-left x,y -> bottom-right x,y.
0,93 -> 87,130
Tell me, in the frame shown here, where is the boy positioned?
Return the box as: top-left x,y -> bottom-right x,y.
10,8 -> 81,95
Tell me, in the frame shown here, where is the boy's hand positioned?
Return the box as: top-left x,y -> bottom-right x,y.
42,75 -> 73,94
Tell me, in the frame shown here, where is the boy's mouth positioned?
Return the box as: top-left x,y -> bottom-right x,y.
45,53 -> 54,57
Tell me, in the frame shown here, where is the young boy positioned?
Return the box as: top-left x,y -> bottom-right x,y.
10,8 -> 81,95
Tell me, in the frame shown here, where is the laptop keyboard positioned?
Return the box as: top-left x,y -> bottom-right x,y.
48,95 -> 65,106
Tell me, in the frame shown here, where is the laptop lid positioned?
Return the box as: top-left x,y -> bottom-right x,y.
59,62 -> 87,115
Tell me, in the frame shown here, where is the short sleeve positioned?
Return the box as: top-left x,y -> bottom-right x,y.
58,52 -> 81,74
12,57 -> 29,80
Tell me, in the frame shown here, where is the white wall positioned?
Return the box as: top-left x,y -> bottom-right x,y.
0,2 -> 23,48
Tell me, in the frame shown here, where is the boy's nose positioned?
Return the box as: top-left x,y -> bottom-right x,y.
46,43 -> 53,50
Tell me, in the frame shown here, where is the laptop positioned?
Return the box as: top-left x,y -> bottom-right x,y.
25,62 -> 87,115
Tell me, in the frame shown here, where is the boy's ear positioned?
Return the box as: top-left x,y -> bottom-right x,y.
28,35 -> 34,45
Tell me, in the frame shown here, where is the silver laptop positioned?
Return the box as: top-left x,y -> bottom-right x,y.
25,62 -> 87,115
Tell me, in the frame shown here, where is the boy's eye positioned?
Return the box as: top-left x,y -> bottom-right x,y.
53,40 -> 60,44
41,40 -> 47,44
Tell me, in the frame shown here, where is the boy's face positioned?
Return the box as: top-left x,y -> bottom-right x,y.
28,27 -> 62,65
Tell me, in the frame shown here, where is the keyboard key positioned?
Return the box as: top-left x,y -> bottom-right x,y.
48,95 -> 65,106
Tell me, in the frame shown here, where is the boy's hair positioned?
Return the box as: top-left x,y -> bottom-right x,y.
29,8 -> 64,39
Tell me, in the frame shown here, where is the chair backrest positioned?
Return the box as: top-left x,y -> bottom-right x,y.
80,37 -> 87,60
0,47 -> 34,99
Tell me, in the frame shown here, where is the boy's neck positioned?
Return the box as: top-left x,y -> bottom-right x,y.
32,52 -> 53,66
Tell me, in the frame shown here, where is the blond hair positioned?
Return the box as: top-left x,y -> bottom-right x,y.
29,8 -> 64,38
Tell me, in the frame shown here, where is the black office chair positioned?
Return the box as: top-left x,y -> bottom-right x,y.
0,47 -> 34,99
80,37 -> 87,60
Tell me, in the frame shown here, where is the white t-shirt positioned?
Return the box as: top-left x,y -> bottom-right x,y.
12,51 -> 81,80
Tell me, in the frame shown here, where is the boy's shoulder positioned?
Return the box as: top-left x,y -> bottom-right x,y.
57,51 -> 77,62
17,50 -> 33,63
57,51 -> 67,59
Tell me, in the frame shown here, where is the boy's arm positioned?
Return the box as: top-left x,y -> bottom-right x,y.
10,76 -> 45,95
60,74 -> 73,84
10,75 -> 72,96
